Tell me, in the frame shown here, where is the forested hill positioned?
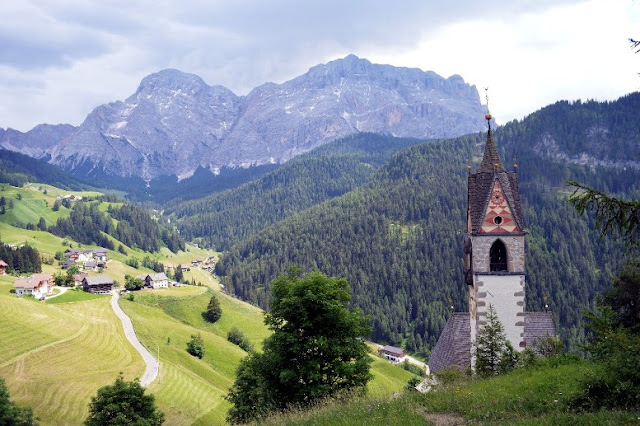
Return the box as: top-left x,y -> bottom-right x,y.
0,149 -> 91,190
215,93 -> 640,356
169,134 -> 427,250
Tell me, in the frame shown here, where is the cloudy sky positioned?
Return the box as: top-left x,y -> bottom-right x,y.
1,0 -> 638,132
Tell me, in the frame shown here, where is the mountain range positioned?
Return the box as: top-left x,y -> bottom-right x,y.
0,55 -> 487,181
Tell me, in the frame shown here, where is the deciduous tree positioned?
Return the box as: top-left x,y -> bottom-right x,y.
85,375 -> 164,426
226,269 -> 372,423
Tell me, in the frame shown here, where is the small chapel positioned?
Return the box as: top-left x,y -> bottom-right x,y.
428,113 -> 556,373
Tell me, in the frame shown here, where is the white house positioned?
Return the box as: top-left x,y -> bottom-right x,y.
13,274 -> 53,299
145,272 -> 169,289
378,345 -> 408,363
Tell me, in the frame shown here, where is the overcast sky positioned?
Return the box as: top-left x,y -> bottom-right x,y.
1,0 -> 638,132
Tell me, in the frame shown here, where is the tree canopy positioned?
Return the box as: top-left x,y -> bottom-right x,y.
226,269 -> 372,423
0,378 -> 36,426
85,375 -> 164,426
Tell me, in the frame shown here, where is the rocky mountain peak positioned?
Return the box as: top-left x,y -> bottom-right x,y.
1,55 -> 488,181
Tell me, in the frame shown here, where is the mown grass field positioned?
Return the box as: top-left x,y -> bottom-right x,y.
0,182 -> 419,424
0,281 -> 143,425
121,285 -> 417,425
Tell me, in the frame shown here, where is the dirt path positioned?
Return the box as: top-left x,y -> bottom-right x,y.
45,286 -> 69,300
110,292 -> 158,387
417,408 -> 466,425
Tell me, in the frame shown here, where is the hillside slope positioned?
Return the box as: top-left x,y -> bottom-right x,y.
215,93 -> 640,354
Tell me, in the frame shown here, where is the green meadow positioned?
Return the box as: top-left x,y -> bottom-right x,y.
0,182 -> 421,424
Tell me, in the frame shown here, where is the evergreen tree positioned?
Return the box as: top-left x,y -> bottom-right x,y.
202,294 -> 222,323
474,305 -> 516,377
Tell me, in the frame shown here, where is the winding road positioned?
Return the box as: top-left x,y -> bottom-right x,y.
110,292 -> 159,387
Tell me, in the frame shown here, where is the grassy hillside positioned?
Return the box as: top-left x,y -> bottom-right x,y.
259,358 -> 639,425
120,282 -> 416,424
0,279 -> 143,425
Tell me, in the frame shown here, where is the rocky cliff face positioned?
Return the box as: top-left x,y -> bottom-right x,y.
0,55 -> 487,180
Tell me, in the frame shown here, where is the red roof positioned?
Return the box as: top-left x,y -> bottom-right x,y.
13,274 -> 52,289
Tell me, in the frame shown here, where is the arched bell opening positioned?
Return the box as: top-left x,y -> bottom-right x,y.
489,239 -> 508,272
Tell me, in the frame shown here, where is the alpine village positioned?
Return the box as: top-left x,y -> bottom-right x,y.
1,38 -> 639,426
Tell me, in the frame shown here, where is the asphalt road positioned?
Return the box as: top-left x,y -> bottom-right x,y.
110,292 -> 159,387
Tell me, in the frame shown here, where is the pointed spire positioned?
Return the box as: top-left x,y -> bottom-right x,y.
478,119 -> 504,173
477,89 -> 504,173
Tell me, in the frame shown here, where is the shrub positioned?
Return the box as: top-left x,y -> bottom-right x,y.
227,327 -> 254,352
187,334 -> 205,359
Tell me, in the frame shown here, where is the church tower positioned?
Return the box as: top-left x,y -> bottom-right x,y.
427,111 -> 555,374
465,113 -> 527,351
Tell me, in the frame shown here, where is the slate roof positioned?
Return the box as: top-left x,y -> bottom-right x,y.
428,313 -> 471,373
478,127 -> 504,173
468,128 -> 525,233
428,312 -> 556,373
83,275 -> 114,286
379,345 -> 406,356
148,272 -> 168,282
524,312 -> 557,349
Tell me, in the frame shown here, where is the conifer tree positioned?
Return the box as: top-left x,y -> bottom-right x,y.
474,305 -> 514,377
203,293 -> 222,323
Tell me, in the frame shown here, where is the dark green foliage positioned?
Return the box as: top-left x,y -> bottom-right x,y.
85,374 -> 164,426
186,334 -> 205,359
601,259 -> 640,332
109,205 -> 184,253
227,327 -> 254,353
572,261 -> 640,411
400,360 -> 426,377
174,266 -> 184,283
48,201 -> 184,253
37,217 -> 46,231
141,256 -> 165,273
125,258 -> 139,269
124,275 -> 144,291
202,294 -> 222,323
474,305 -> 518,377
0,149 -> 89,190
0,377 -> 36,426
216,94 -> 640,354
170,133 -> 425,250
117,244 -> 127,255
48,202 -> 115,250
226,269 -> 372,424
0,241 -> 41,274
568,180 -> 640,250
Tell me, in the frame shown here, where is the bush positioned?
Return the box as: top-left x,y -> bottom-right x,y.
400,360 -> 426,377
227,327 -> 254,352
187,334 -> 205,359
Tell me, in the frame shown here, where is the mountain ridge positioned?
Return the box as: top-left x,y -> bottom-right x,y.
0,55 -> 487,181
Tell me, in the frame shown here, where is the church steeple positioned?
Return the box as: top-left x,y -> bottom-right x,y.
477,114 -> 504,173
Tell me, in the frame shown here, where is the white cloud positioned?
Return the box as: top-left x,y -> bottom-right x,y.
0,0 -> 637,131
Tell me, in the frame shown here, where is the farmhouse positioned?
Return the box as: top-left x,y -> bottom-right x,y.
82,275 -> 114,294
13,274 -> 53,299
145,272 -> 169,289
378,345 -> 407,363
72,273 -> 88,286
0,260 -> 7,275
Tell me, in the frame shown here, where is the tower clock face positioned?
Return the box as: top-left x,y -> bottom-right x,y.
492,190 -> 504,204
